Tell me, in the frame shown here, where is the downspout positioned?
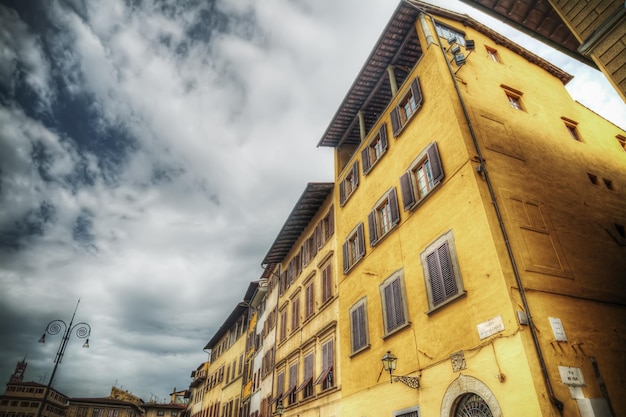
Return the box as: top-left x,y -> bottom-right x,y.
405,1 -> 564,412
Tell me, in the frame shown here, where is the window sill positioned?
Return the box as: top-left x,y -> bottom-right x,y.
406,182 -> 441,212
382,322 -> 411,340
426,291 -> 467,316
349,344 -> 371,358
343,255 -> 364,275
371,222 -> 399,247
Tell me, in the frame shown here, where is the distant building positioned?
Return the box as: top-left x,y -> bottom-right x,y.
65,398 -> 143,417
0,381 -> 67,417
0,360 -> 68,417
143,402 -> 184,417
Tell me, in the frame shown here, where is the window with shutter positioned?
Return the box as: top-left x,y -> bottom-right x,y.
420,231 -> 465,313
380,271 -> 409,336
368,187 -> 400,246
287,363 -> 298,404
349,298 -> 369,354
297,353 -> 314,398
399,142 -> 444,211
315,339 -> 335,390
321,263 -> 332,303
362,124 -> 389,174
291,296 -> 300,330
305,280 -> 315,318
390,77 -> 423,137
343,223 -> 365,273
339,161 -> 359,206
279,309 -> 287,342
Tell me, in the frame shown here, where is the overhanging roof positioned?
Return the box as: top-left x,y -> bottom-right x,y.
203,281 -> 259,350
458,0 -> 595,67
317,2 -> 423,148
262,182 -> 334,266
317,0 -> 572,149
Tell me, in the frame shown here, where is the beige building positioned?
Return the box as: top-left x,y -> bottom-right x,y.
0,382 -> 67,417
260,183 -> 340,417
65,398 -> 142,417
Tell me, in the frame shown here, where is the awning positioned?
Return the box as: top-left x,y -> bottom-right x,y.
314,366 -> 333,385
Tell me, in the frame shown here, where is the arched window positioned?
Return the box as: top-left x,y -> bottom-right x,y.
455,393 -> 493,417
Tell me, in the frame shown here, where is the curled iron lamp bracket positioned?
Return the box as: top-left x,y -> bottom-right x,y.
394,375 -> 420,389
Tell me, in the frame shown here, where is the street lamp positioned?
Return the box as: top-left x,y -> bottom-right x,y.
380,350 -> 420,389
36,299 -> 91,417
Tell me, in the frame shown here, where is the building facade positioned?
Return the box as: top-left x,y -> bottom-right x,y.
185,2 -> 625,417
0,382 -> 67,417
319,2 -> 625,417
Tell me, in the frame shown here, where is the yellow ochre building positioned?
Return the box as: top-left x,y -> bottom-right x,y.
186,2 -> 626,417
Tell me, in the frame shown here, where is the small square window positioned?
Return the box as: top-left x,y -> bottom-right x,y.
588,173 -> 599,185
501,85 -> 524,111
615,223 -> 625,238
616,135 -> 626,151
486,46 -> 501,63
561,118 -> 582,141
603,178 -> 613,190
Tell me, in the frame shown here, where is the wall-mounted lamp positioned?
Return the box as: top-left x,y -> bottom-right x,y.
381,351 -> 397,383
380,350 -> 420,389
447,37 -> 457,45
274,400 -> 284,416
450,45 -> 461,55
454,54 -> 466,66
465,39 -> 475,51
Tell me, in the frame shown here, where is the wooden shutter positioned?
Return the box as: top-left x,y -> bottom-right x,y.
389,188 -> 400,226
357,223 -> 366,259
322,265 -> 332,302
361,147 -> 371,174
391,108 -> 401,137
289,363 -> 298,388
351,303 -> 366,351
305,354 -> 313,379
426,241 -> 456,306
328,206 -> 334,235
399,172 -> 416,211
339,181 -> 346,206
411,77 -> 423,110
277,372 -> 284,395
368,211 -> 378,246
306,283 -> 314,317
427,142 -> 444,184
342,241 -> 349,273
352,161 -> 359,188
379,123 -> 388,151
383,278 -> 405,331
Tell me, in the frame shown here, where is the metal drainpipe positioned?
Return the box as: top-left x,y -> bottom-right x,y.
404,1 -> 564,412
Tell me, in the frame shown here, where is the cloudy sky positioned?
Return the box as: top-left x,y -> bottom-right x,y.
1,0 -> 624,402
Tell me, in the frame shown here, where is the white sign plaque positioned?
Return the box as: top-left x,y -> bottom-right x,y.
549,317 -> 568,341
477,315 -> 505,340
558,366 -> 585,387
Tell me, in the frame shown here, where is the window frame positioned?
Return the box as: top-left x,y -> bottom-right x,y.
368,187 -> 400,246
349,297 -> 370,354
304,277 -> 315,319
291,293 -> 300,331
342,223 -> 366,273
485,46 -> 501,63
390,77 -> 423,137
399,142 -> 444,211
362,124 -> 389,175
501,85 -> 525,111
339,161 -> 359,206
562,117 -> 582,142
435,22 -> 466,46
379,270 -> 410,337
420,230 -> 465,313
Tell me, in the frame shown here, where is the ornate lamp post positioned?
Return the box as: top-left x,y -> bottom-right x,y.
36,300 -> 91,417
